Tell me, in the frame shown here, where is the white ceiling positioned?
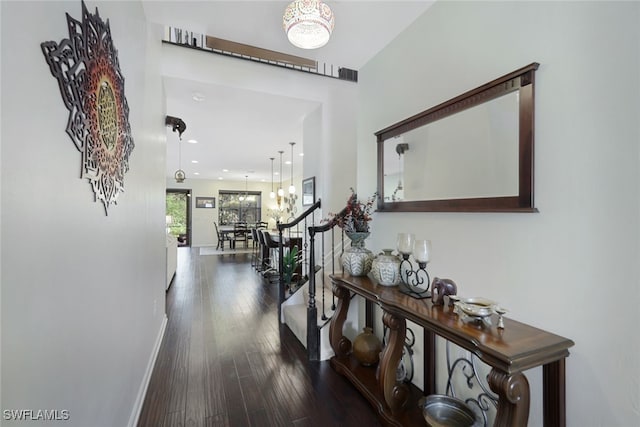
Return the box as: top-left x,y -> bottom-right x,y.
142,1 -> 435,182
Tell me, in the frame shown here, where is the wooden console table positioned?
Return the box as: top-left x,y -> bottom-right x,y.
329,274 -> 574,427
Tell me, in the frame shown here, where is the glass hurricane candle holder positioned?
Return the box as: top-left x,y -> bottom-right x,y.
397,234 -> 431,299
396,233 -> 414,256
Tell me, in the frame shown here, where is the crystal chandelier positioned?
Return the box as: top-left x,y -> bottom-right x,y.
283,0 -> 335,49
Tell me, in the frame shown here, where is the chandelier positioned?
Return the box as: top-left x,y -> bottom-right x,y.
283,0 -> 335,50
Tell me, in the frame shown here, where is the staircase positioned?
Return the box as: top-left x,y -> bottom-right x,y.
276,201 -> 357,361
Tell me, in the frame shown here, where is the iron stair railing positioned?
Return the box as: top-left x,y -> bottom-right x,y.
305,206 -> 348,361
276,200 -> 322,324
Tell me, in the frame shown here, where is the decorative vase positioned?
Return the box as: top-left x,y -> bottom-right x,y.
371,249 -> 401,286
341,232 -> 374,276
353,327 -> 382,366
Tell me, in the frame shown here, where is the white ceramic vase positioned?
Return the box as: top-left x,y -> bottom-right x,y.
341,232 -> 374,277
371,249 -> 401,286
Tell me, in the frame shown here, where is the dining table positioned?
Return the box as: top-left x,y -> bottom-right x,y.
218,224 -> 251,249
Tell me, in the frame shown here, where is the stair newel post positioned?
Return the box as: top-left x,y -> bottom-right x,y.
331,228 -> 336,310
307,227 -> 320,360
320,234 -> 327,321
278,227 -> 285,323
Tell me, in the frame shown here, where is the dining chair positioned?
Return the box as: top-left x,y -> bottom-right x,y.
250,228 -> 260,268
214,222 -> 232,251
233,222 -> 248,248
261,230 -> 279,281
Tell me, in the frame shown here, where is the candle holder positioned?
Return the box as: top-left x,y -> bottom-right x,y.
396,234 -> 432,299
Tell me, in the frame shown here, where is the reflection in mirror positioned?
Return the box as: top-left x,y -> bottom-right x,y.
376,63 -> 539,212
384,92 -> 519,202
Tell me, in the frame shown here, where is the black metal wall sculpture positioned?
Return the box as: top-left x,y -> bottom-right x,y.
41,1 -> 134,215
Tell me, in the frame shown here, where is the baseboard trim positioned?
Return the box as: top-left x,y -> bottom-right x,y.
128,314 -> 168,427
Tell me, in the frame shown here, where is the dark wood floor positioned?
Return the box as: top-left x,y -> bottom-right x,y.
138,248 -> 382,427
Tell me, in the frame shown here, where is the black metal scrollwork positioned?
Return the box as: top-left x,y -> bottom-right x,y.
446,341 -> 498,426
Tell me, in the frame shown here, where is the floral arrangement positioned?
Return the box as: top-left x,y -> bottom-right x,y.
328,188 -> 377,233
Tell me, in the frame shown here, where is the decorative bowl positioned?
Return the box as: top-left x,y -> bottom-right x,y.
457,297 -> 496,318
419,394 -> 477,427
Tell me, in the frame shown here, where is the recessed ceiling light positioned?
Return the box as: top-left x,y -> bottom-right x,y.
261,179 -> 266,182
285,160 -> 292,165
299,152 -> 304,157
274,172 -> 280,176
192,93 -> 205,102
187,139 -> 198,144
218,177 -> 223,180
191,160 -> 198,163
222,169 -> 229,172
194,172 -> 200,175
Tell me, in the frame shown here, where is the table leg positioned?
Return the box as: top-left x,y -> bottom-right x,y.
379,311 -> 409,415
329,283 -> 351,357
424,329 -> 436,396
488,369 -> 530,427
543,359 -> 566,427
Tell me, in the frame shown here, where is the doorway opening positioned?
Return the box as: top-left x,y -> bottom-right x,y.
166,189 -> 192,247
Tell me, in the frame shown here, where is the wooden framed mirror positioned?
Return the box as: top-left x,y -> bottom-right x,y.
376,63 -> 539,212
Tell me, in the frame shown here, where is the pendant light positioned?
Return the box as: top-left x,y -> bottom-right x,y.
269,157 -> 276,199
239,175 -> 248,201
288,141 -> 296,194
174,138 -> 185,183
277,150 -> 284,198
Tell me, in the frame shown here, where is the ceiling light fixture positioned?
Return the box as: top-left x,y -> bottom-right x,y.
277,150 -> 285,208
288,142 -> 296,194
239,175 -> 248,202
174,138 -> 185,183
269,157 -> 276,199
283,0 -> 335,50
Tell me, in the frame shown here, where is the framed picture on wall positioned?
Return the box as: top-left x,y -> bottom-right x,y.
196,197 -> 215,208
302,177 -> 315,206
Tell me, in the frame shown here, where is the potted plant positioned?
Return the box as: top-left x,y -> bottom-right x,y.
282,245 -> 301,289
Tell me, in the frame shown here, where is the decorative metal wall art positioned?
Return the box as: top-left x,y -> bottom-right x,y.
41,1 -> 134,215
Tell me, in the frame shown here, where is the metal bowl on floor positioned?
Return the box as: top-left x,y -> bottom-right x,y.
419,394 -> 477,427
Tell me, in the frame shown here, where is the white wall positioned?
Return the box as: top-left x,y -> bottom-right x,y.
358,1 -> 639,426
161,42 -> 358,217
1,1 -> 166,426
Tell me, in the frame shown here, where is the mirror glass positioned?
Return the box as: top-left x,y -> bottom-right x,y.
376,63 -> 538,212
383,92 -> 519,202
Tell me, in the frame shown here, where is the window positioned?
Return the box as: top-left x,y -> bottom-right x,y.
218,191 -> 262,225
